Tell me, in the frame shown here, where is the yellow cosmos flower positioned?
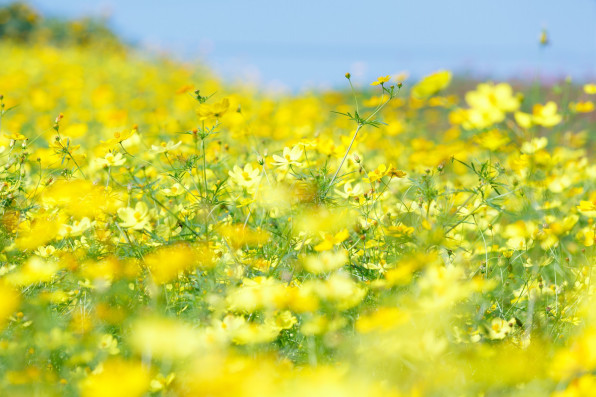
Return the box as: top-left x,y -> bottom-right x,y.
303,249 -> 348,274
577,199 -> 596,217
97,152 -> 126,167
411,70 -> 452,98
474,129 -> 510,151
117,202 -> 152,230
584,83 -> 596,94
532,101 -> 562,127
196,97 -> 230,120
161,182 -> 186,197
488,318 -> 514,340
569,101 -> 594,113
228,163 -> 261,190
4,131 -> 27,141
314,229 -> 350,251
370,75 -> 391,86
80,359 -> 150,397
150,140 -> 182,154
99,128 -> 137,150
272,145 -> 303,167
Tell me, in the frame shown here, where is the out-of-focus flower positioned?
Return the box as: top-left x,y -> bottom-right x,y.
117,202 -> 152,230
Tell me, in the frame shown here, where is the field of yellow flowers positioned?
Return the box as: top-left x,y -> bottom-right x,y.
1,34 -> 596,396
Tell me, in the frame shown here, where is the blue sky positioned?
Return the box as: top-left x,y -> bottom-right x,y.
12,0 -> 596,90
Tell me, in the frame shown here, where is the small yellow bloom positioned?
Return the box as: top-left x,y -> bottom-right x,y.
411,70 -> 452,98
161,182 -> 186,197
314,229 -> 350,251
196,97 -> 230,120
150,140 -> 182,154
228,163 -> 261,190
4,131 -> 26,141
569,101 -> 594,113
97,152 -> 126,167
303,250 -> 348,274
532,101 -> 561,127
370,75 -> 391,86
80,359 -> 150,397
117,202 -> 152,230
584,83 -> 596,94
272,145 -> 303,167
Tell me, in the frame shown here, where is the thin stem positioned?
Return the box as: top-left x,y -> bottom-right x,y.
201,121 -> 208,200
327,123 -> 362,191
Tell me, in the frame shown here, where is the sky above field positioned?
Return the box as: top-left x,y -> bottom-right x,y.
13,0 -> 596,90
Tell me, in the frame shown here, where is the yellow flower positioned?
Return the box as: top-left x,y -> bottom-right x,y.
459,82 -> 520,129
0,283 -> 19,330
569,101 -> 594,113
577,199 -> 596,217
196,97 -> 230,120
584,83 -> 596,94
228,163 -> 261,190
117,202 -> 152,230
59,217 -> 93,238
97,152 -> 126,167
303,250 -> 348,274
521,137 -> 548,154
532,101 -> 561,127
15,216 -> 59,250
514,111 -> 533,128
335,181 -> 364,199
411,70 -> 452,98
314,229 -> 350,251
161,182 -> 186,197
384,223 -> 414,238
98,334 -> 120,355
34,245 -> 56,258
356,307 -> 409,333
370,75 -> 391,86
130,317 -> 201,359
144,243 -> 197,284
150,140 -> 182,154
4,131 -> 27,141
474,129 -> 510,151
488,318 -> 513,340
6,256 -> 60,286
80,359 -> 150,397
272,145 -> 303,167
367,163 -> 403,182
99,128 -> 136,150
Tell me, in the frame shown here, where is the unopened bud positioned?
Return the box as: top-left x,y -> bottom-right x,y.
345,73 -> 351,79
353,154 -> 360,163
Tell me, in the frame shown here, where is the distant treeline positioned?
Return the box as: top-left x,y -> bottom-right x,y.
0,2 -> 124,49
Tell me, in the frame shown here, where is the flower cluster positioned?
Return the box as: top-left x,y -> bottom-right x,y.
0,38 -> 595,397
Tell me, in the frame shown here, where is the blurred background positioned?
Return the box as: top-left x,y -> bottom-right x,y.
1,0 -> 595,91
